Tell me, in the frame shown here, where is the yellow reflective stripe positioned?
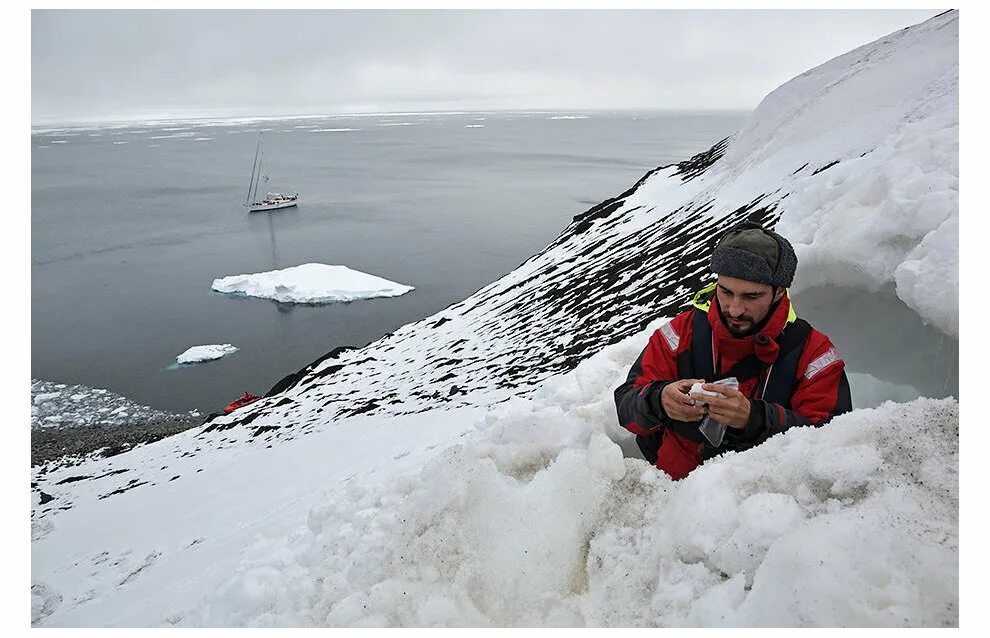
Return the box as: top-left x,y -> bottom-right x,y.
691,282 -> 718,311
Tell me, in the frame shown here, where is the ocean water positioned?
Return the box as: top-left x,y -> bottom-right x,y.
32,111 -> 748,413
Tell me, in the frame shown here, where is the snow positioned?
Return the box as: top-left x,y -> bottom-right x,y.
31,402 -> 493,626
727,14 -> 958,337
30,326 -> 957,627
175,344 -> 239,365
211,263 -> 414,304
616,13 -> 957,341
182,342 -> 955,628
30,11 -> 959,628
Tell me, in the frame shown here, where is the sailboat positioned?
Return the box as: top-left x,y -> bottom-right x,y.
244,135 -> 298,212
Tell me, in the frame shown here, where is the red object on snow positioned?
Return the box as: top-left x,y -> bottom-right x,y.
224,392 -> 261,414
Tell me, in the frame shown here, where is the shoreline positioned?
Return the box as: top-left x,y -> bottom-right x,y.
31,379 -> 208,467
32,416 -> 206,468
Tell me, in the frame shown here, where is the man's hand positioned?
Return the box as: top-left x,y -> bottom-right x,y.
691,382 -> 751,429
661,379 -> 708,422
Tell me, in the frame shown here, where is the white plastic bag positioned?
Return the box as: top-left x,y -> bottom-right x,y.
693,377 -> 739,447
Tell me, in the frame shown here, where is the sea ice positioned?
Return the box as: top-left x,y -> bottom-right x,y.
30,379 -> 195,430
211,263 -> 414,304
30,11 -> 960,629
176,344 -> 239,365
33,393 -> 60,405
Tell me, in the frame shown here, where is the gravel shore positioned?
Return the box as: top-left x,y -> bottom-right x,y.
31,379 -> 209,468
31,416 -> 206,467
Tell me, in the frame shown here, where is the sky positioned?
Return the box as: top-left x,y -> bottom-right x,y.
30,9 -> 940,124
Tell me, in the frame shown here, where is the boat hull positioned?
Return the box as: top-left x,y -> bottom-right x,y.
247,200 -> 298,213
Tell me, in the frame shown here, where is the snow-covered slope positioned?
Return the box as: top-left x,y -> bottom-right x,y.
199,8 -> 955,445
31,10 -> 958,627
184,348 -> 957,627
30,328 -> 959,627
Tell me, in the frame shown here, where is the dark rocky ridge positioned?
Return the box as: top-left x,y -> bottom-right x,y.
31,9 -> 960,535
202,137 -> 783,444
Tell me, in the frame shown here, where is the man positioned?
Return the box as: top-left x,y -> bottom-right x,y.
614,221 -> 852,480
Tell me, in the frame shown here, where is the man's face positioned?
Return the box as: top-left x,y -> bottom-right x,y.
715,275 -> 783,337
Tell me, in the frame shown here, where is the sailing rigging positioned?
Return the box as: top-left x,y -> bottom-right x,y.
244,135 -> 298,212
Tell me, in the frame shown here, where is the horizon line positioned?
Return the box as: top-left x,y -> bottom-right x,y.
31,106 -> 753,129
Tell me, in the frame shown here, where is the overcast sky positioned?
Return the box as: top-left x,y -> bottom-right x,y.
31,9 -> 940,124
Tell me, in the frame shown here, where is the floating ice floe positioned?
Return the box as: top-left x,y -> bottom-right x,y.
211,263 -> 414,304
30,12 -> 960,628
176,344 -> 239,365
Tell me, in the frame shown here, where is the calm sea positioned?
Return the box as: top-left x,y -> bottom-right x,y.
32,111 -> 749,413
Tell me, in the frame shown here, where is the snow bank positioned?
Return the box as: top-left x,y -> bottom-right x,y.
201,12 -> 956,441
211,263 -> 414,304
731,13 -> 958,336
32,13 -> 959,628
175,344 -> 238,365
187,328 -> 957,627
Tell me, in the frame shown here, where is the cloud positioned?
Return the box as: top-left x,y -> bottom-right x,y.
31,9 -> 939,123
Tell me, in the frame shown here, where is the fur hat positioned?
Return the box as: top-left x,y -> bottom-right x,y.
710,221 -> 797,288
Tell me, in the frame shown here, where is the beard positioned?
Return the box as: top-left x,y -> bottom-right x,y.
721,309 -> 759,337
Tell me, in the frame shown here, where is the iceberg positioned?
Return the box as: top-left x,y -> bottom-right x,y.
31,11 -> 959,629
211,263 -> 414,304
175,344 -> 239,365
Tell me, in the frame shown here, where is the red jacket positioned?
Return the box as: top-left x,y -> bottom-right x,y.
614,284 -> 851,479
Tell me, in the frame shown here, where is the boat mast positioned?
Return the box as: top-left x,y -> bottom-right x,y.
245,137 -> 261,206
252,154 -> 263,204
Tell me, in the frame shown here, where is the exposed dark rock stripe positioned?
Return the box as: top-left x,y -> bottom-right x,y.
812,160 -> 840,175
195,136 -> 784,445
